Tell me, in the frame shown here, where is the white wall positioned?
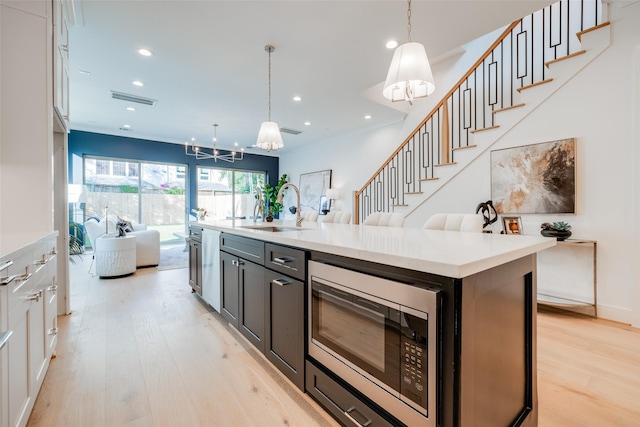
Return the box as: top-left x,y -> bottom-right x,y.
633,41 -> 640,327
280,3 -> 640,325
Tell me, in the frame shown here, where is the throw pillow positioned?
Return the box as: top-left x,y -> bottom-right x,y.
117,217 -> 134,232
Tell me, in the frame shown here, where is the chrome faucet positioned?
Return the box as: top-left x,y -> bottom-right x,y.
277,183 -> 303,227
253,191 -> 265,222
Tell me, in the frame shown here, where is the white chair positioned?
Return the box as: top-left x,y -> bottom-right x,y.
300,211 -> 319,222
323,211 -> 352,224
84,217 -> 161,267
362,212 -> 404,227
422,213 -> 484,233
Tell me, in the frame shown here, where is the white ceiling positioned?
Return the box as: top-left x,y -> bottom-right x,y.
69,0 -> 552,157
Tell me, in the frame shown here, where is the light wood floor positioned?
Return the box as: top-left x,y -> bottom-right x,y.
27,254 -> 640,427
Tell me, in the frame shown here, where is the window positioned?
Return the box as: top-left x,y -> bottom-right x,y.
83,156 -> 187,244
128,163 -> 139,177
96,159 -> 109,175
197,167 -> 265,220
112,161 -> 126,176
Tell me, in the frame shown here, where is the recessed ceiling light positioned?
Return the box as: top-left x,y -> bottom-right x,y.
386,40 -> 398,49
138,48 -> 153,57
126,107 -> 136,111
304,121 -> 311,126
293,96 -> 302,102
364,115 -> 372,120
122,124 -> 131,128
132,80 -> 144,87
78,70 -> 91,75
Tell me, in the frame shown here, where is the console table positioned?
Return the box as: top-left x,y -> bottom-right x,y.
95,234 -> 136,278
537,239 -> 597,317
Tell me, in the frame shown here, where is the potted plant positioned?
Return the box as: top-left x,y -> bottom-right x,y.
540,221 -> 572,241
262,174 -> 288,222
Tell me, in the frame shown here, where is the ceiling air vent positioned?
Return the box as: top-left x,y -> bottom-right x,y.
280,127 -> 302,135
110,90 -> 157,106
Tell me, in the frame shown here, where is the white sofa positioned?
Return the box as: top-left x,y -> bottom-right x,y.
84,216 -> 161,267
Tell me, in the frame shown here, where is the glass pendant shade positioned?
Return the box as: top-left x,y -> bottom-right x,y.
256,121 -> 284,151
383,42 -> 435,103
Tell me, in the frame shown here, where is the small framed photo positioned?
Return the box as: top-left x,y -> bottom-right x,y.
502,216 -> 523,234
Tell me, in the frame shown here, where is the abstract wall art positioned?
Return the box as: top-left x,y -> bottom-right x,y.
491,138 -> 576,214
299,169 -> 331,213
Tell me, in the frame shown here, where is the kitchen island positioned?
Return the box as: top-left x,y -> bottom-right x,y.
195,219 -> 556,427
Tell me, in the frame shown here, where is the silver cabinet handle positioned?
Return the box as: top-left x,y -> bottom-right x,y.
1,275 -> 16,285
35,258 -> 48,265
48,327 -> 58,336
272,278 -> 292,287
27,290 -> 43,302
231,259 -> 238,267
344,407 -> 372,427
0,260 -> 13,272
16,273 -> 32,283
273,256 -> 293,264
47,284 -> 58,292
237,260 -> 244,266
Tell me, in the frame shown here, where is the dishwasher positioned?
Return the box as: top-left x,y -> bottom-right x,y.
201,229 -> 221,312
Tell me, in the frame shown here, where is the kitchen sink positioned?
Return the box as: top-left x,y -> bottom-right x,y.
238,225 -> 309,232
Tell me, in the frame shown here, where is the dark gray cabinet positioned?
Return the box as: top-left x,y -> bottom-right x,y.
306,361 -> 398,427
220,233 -> 265,335
188,226 -> 203,295
265,268 -> 304,389
238,259 -> 266,351
219,233 -> 307,391
220,250 -> 240,327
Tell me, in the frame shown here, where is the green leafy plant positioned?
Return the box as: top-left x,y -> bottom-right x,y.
69,222 -> 85,264
540,221 -> 571,232
262,174 -> 288,218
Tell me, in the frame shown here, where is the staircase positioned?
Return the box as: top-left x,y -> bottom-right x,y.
355,0 -> 610,224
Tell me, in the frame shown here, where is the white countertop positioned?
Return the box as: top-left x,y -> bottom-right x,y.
0,231 -> 58,266
196,219 -> 556,278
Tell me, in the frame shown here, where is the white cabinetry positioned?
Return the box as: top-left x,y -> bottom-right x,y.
0,233 -> 58,427
0,0 -> 53,233
52,0 -> 74,131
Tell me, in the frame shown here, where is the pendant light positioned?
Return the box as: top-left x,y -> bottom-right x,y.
256,45 -> 284,151
383,0 -> 435,104
184,124 -> 244,163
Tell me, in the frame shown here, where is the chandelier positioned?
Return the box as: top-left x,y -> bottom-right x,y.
383,0 -> 435,104
256,44 -> 284,151
184,124 -> 244,163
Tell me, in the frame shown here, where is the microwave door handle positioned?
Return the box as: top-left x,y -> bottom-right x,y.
344,406 -> 372,427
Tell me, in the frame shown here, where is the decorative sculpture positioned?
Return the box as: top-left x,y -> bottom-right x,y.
475,200 -> 498,230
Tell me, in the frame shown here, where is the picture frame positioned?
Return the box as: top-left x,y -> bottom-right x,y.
502,216 -> 523,235
491,138 -> 576,214
299,170 -> 331,214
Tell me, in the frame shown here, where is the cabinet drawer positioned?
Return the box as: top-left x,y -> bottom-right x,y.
220,233 -> 264,265
265,243 -> 306,280
305,361 -> 401,427
189,226 -> 203,242
4,251 -> 36,314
